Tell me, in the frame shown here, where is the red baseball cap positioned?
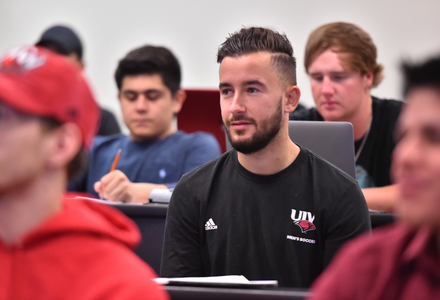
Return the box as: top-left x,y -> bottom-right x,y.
0,45 -> 99,147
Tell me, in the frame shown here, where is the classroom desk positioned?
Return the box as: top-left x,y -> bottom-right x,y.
164,285 -> 311,300
113,203 -> 168,275
369,211 -> 395,229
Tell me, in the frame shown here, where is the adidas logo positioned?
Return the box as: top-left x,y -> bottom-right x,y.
205,218 -> 218,230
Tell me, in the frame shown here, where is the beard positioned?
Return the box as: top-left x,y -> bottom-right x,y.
224,98 -> 283,155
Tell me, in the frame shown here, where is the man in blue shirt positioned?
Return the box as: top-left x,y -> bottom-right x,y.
69,45 -> 221,203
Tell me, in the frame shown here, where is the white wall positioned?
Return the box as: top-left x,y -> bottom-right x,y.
2,0 -> 440,132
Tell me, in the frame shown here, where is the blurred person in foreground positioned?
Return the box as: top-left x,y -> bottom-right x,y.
308,54 -> 440,299
0,45 -> 168,299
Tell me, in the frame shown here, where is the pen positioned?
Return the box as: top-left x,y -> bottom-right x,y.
110,148 -> 122,172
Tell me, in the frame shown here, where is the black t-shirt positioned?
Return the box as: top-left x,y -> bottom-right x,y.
161,147 -> 371,288
289,97 -> 403,188
98,108 -> 121,136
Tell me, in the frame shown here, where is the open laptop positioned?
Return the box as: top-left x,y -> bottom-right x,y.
226,120 -> 356,179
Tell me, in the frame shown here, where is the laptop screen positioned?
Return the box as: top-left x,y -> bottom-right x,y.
288,121 -> 355,178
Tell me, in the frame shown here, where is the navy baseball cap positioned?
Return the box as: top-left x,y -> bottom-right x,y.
36,25 -> 83,60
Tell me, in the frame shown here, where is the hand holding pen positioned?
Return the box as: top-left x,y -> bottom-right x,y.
94,148 -> 137,203
110,148 -> 121,172
94,148 -> 165,203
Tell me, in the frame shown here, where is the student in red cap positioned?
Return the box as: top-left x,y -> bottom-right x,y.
0,46 -> 168,299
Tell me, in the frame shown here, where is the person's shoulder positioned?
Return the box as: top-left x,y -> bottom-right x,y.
309,224 -> 408,298
299,146 -> 355,184
92,133 -> 126,150
100,107 -> 115,117
340,223 -> 411,258
289,106 -> 323,121
171,131 -> 221,151
372,96 -> 404,111
105,248 -> 159,280
178,151 -> 232,182
93,133 -> 126,146
98,108 -> 121,135
171,151 -> 233,204
62,198 -> 141,247
371,96 -> 403,127
81,244 -> 168,299
109,261 -> 169,300
61,200 -> 160,271
174,130 -> 218,142
322,224 -> 413,276
296,147 -> 363,211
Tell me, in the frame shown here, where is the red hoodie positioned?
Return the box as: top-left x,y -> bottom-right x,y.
0,197 -> 169,300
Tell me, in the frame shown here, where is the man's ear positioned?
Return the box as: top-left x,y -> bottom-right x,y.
172,89 -> 187,114
285,85 -> 301,114
45,123 -> 82,170
67,53 -> 84,70
364,71 -> 374,90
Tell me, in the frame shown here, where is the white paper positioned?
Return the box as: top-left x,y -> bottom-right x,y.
67,195 -> 130,205
153,275 -> 278,286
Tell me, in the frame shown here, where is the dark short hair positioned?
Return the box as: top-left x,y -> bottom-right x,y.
402,55 -> 440,97
114,45 -> 181,96
305,22 -> 384,88
217,27 -> 297,86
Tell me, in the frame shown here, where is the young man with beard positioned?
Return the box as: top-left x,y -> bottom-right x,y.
0,46 -> 168,299
290,22 -> 403,213
307,55 -> 440,300
161,27 -> 371,288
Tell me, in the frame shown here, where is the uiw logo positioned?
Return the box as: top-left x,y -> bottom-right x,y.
1,46 -> 46,72
291,209 -> 316,233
